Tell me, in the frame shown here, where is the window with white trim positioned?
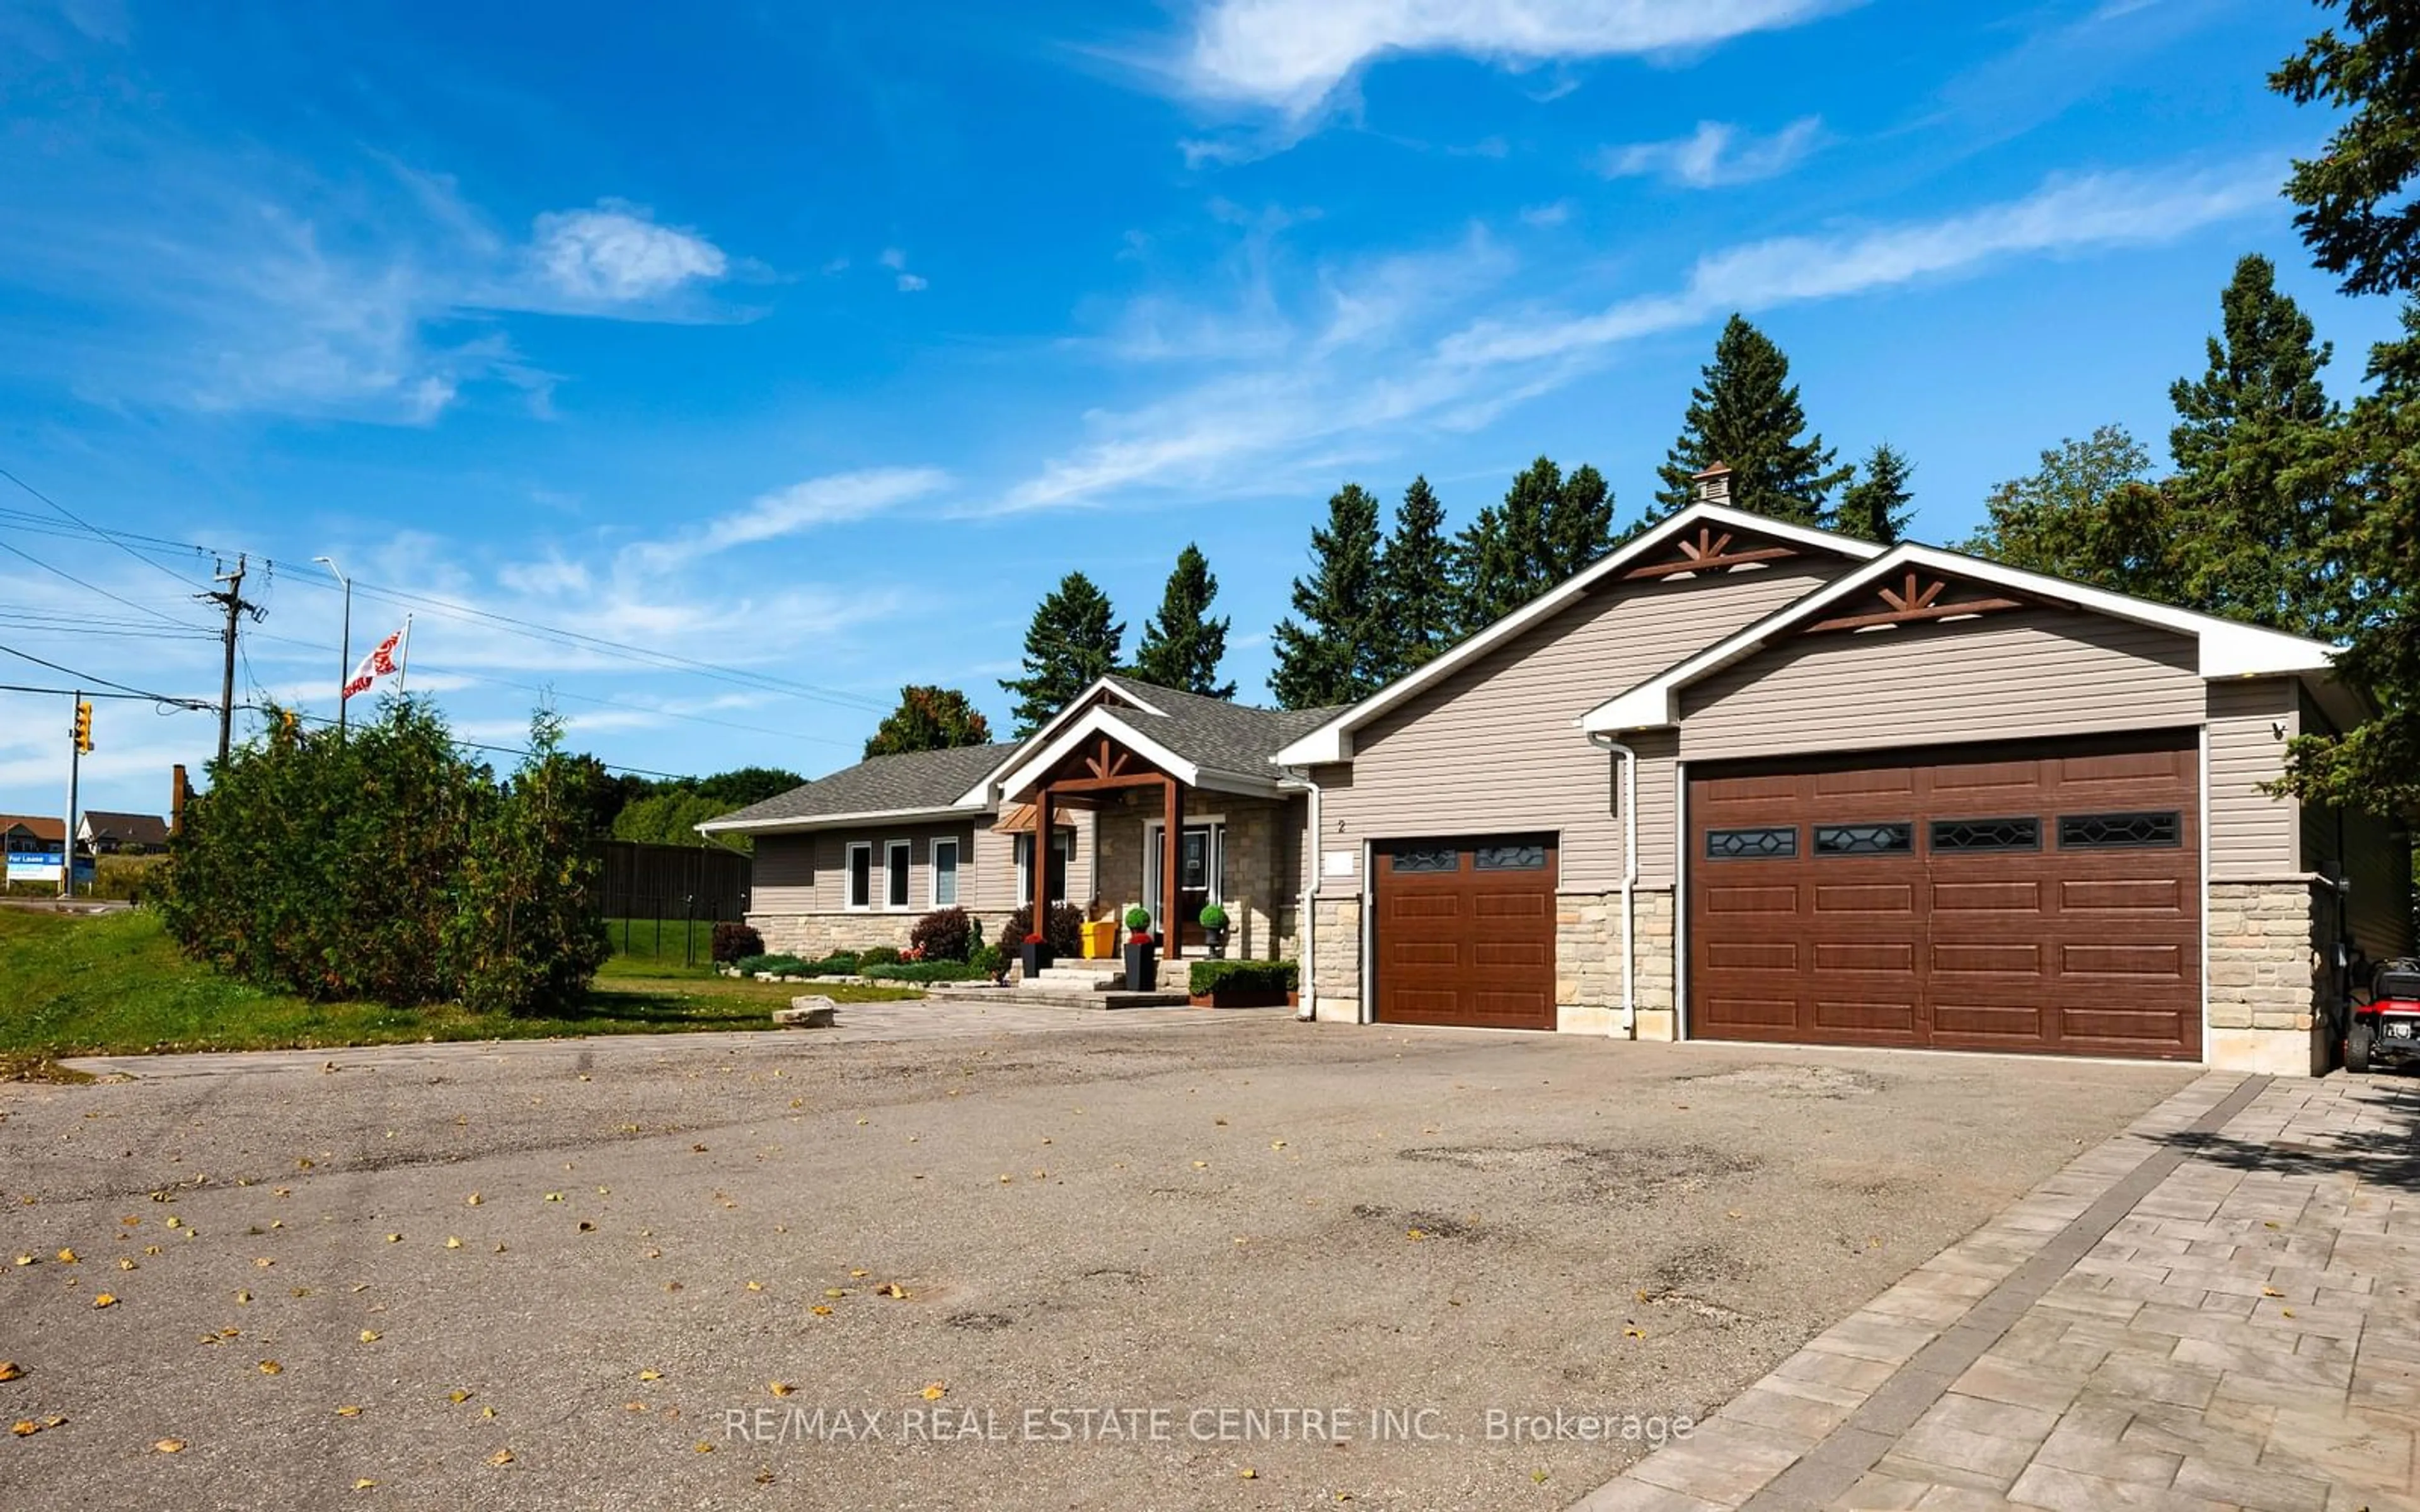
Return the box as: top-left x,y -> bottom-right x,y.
844,842 -> 873,910
1015,830 -> 1073,905
931,839 -> 959,907
884,840 -> 911,910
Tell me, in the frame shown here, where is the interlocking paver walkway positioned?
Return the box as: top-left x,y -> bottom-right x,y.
1573,1070 -> 2420,1512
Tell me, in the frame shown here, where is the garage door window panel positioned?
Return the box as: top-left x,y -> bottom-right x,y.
1814,823 -> 1913,856
2058,811 -> 2182,849
1708,827 -> 1797,859
1931,817 -> 2041,852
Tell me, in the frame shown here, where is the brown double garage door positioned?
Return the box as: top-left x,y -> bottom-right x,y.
1690,736 -> 2201,1060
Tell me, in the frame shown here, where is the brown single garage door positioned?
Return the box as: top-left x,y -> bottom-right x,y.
1688,735 -> 2199,1060
1374,835 -> 1557,1030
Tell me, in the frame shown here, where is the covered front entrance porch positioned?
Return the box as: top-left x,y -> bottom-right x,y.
1018,731 -> 1210,959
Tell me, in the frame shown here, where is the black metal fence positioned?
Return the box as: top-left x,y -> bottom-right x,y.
597,840 -> 751,965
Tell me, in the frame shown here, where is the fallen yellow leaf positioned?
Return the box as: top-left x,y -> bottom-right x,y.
746,1281 -> 763,1292
638,1369 -> 662,1382
357,1331 -> 380,1343
0,1362 -> 20,1382
809,1305 -> 833,1317
91,1293 -> 117,1309
488,1448 -> 514,1467
9,1421 -> 38,1438
1239,1467 -> 1257,1479
117,1259 -> 137,1272
448,1390 -> 472,1404
56,1249 -> 76,1264
850,1268 -> 869,1278
235,1291 -> 251,1304
694,1441 -> 715,1453
446,1237 -> 463,1250
258,1360 -> 282,1375
154,1438 -> 186,1453
466,1193 -> 482,1206
353,1479 -> 376,1491
10,1256 -> 30,1267
921,1383 -> 947,1401
335,1405 -> 363,1418
769,1382 -> 795,1398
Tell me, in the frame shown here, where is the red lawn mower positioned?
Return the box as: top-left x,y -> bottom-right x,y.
2347,956 -> 2420,1074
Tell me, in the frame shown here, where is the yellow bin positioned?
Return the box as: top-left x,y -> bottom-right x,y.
1079,920 -> 1117,959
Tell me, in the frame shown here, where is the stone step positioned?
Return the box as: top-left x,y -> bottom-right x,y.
948,987 -> 1195,1011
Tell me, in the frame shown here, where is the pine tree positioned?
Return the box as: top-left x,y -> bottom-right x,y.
1541,462 -> 1616,581
1270,483 -> 1384,709
2165,254 -> 2343,639
1837,444 -> 1916,544
1375,476 -> 1455,680
1451,457 -> 1559,633
1654,314 -> 1850,524
864,685 -> 995,758
1000,572 -> 1124,735
1132,544 -> 1236,698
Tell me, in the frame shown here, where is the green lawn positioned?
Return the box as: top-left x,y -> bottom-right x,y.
0,908 -> 918,1060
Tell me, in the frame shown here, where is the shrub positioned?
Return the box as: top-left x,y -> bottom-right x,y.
997,902 -> 1084,956
858,945 -> 904,968
969,942 -> 1005,977
1198,902 -> 1228,931
909,907 -> 976,962
796,951 -> 861,976
1123,905 -> 1152,933
1187,958 -> 1298,997
711,922 -> 763,964
862,960 -> 989,983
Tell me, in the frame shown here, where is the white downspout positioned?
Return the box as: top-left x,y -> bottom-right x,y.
1587,733 -> 1638,1038
1295,769 -> 1322,1022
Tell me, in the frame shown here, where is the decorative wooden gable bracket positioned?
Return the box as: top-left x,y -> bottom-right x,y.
1806,569 -> 2027,633
1081,735 -> 1132,781
1623,524 -> 1800,580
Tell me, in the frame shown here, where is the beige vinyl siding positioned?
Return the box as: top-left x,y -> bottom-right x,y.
2298,685 -> 2337,879
2342,813 -> 2416,961
1319,559 -> 1846,894
1677,609 -> 2204,762
1628,727 -> 1683,889
747,821 -> 982,914
972,810 -> 1095,913
2207,679 -> 2302,881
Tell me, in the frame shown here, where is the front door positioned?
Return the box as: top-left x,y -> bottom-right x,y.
1144,822 -> 1222,944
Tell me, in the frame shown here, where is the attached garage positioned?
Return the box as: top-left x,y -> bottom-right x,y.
1688,735 -> 2201,1060
1373,835 -> 1557,1029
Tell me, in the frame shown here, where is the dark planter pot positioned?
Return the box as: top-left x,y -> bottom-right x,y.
1123,937 -> 1158,992
1202,927 -> 1230,959
1019,942 -> 1055,978
1188,984 -> 1290,1009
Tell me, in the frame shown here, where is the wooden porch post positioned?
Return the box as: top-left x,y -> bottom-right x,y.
1163,776 -> 1183,961
1034,786 -> 1054,938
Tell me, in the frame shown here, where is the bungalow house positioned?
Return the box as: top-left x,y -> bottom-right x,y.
78,811 -> 171,854
708,484 -> 2409,1076
3,814 -> 81,885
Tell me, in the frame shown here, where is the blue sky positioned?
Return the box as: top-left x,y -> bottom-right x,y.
0,0 -> 2394,819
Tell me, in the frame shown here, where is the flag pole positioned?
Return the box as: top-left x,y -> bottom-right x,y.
396,614 -> 413,695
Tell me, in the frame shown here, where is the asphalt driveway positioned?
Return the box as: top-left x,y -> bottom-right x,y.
0,1011 -> 2193,1511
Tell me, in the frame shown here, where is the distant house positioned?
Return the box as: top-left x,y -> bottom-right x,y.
78,811 -> 171,855
3,814 -> 88,886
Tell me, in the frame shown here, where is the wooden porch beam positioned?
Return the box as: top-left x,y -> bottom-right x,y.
1033,784 -> 1054,944
1039,772 -> 1168,795
1163,776 -> 1182,961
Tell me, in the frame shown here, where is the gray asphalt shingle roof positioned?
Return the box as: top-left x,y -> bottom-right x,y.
705,678 -> 1348,830
704,741 -> 1017,828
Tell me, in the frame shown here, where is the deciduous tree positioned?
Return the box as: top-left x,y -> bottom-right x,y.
864,685 -> 995,757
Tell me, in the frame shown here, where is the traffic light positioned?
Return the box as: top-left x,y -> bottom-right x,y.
72,700 -> 92,755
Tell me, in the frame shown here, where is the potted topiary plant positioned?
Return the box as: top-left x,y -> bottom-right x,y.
1019,931 -> 1054,979
1122,905 -> 1156,991
1198,902 -> 1230,959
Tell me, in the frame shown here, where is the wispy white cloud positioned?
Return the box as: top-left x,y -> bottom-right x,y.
896,273 -> 929,292
631,467 -> 952,564
999,158 -> 2272,514
1441,159 -> 2275,367
1518,199 -> 1572,227
1173,0 -> 1857,117
531,200 -> 729,303
1598,117 -> 1824,188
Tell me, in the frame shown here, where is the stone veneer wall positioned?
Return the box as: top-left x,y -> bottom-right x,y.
1553,889 -> 1676,1039
1310,896 -> 1361,1023
2206,879 -> 2327,1075
1090,791 -> 1294,961
748,911 -> 1013,959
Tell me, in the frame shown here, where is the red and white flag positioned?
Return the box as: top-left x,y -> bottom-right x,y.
343,619 -> 411,701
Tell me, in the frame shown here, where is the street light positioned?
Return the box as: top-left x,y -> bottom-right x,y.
314,555 -> 351,738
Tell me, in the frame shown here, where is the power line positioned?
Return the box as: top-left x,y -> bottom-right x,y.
0,466 -> 212,590
0,529 -> 209,630
0,643 -> 217,709
243,703 -> 699,781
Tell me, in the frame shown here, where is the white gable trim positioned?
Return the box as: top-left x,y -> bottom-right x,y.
947,675 -> 1167,808
1271,502 -> 1886,765
1579,542 -> 2338,735
979,706 -> 1205,803
696,803 -> 982,836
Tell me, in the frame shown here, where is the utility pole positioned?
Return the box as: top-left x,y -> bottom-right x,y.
200,555 -> 262,765
62,693 -> 90,900
314,555 -> 351,738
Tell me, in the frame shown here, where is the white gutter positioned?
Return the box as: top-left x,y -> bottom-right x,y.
1587,733 -> 1639,1038
1289,767 -> 1322,1022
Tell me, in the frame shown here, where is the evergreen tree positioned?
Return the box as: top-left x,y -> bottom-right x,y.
1963,426 -> 2183,600
1000,572 -> 1124,735
2275,1 -> 2420,298
864,685 -> 995,758
1541,462 -> 1617,581
1132,544 -> 1236,698
1654,314 -> 1851,524
1375,476 -> 1456,680
2165,254 -> 2344,638
1837,444 -> 1916,544
1270,483 -> 1384,709
1451,457 -> 1558,633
